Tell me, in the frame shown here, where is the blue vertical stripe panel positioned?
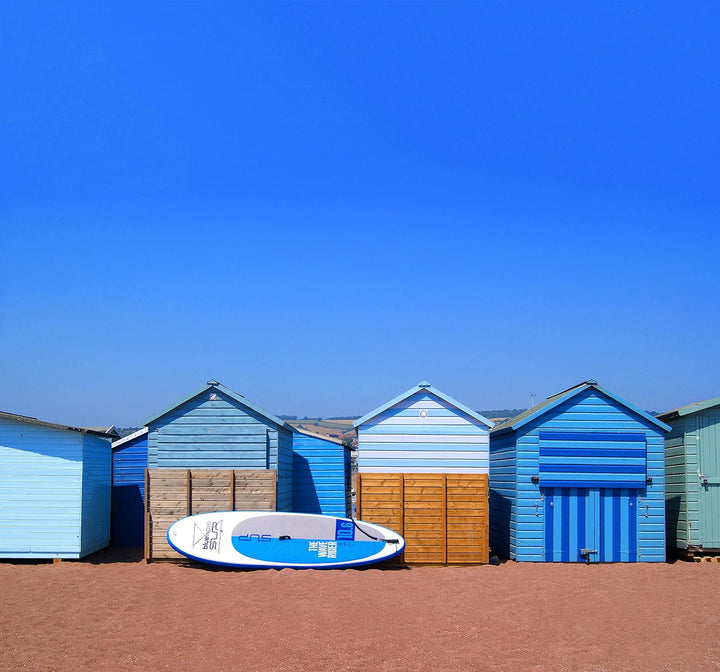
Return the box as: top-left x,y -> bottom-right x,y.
544,489 -> 554,561
576,488 -> 586,562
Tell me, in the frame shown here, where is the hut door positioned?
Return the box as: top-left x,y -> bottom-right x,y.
698,416 -> 720,548
543,487 -> 639,562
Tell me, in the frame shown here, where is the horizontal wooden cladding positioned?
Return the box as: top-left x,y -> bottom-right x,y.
145,468 -> 276,561
358,473 -> 488,565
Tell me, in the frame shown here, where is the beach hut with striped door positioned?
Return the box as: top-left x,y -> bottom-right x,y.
0,411 -> 113,559
292,428 -> 352,517
489,380 -> 670,563
354,381 -> 493,564
658,396 -> 720,555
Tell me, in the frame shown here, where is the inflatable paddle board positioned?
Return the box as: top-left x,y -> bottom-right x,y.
166,511 -> 405,569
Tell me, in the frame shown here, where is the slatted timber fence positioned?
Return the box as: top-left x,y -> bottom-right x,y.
144,468 -> 276,561
357,473 -> 489,564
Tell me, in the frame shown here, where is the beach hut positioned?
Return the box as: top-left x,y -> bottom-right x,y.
658,396 -> 720,555
111,427 -> 148,547
489,380 -> 670,563
0,411 -> 113,559
354,381 -> 493,564
142,380 -> 294,559
292,428 -> 352,517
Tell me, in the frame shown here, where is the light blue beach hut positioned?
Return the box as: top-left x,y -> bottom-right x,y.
0,411 -> 113,559
489,380 -> 670,563
658,396 -> 720,554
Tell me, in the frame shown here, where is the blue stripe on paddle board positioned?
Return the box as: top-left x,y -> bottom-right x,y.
231,537 -> 386,564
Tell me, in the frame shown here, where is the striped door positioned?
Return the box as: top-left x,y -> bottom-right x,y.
543,487 -> 639,562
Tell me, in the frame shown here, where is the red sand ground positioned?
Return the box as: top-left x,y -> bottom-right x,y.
1,549 -> 719,672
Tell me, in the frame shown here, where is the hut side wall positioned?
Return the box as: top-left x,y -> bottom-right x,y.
80,432 -> 112,556
276,428 -> 294,512
292,433 -> 350,517
0,418 -> 90,559
664,417 -> 695,550
510,388 -> 666,562
357,390 -> 489,473
488,430 -> 517,559
112,433 -> 148,547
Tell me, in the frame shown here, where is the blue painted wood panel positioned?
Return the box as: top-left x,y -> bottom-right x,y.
112,432 -> 148,547
0,417 -> 112,559
292,432 -> 350,517
490,386 -> 666,562
81,433 -> 112,556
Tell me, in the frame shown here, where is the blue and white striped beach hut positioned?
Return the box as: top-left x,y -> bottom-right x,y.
489,380 -> 670,563
353,381 -> 493,564
0,411 -> 113,559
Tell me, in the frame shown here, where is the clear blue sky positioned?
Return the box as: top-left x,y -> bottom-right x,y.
1,2 -> 718,427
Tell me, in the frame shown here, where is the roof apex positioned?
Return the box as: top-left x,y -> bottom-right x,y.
353,381 -> 494,429
143,380 -> 290,431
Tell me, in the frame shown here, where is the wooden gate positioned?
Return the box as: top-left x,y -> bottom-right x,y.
357,473 -> 489,564
145,469 -> 276,561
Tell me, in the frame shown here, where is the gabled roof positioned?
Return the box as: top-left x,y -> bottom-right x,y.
353,381 -> 494,429
111,426 -> 149,449
143,379 -> 292,431
657,395 -> 720,422
491,380 -> 671,435
0,411 -> 115,437
292,426 -> 352,450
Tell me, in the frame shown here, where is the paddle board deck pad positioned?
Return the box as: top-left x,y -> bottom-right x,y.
166,511 -> 405,569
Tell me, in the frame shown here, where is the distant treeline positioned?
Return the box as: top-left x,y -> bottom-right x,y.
479,409 -> 526,418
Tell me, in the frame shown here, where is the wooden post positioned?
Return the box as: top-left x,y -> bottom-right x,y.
399,474 -> 405,536
230,470 -> 236,510
442,473 -> 448,564
186,469 -> 192,516
143,468 -> 151,562
356,473 -> 362,518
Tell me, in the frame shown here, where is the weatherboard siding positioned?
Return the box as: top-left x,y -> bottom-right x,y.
0,417 -> 111,558
292,433 -> 350,517
357,392 -> 490,473
112,432 -> 148,546
488,430 -> 517,559
80,433 -> 112,555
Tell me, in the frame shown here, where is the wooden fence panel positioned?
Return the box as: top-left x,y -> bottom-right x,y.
357,472 -> 488,564
145,468 -> 276,561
